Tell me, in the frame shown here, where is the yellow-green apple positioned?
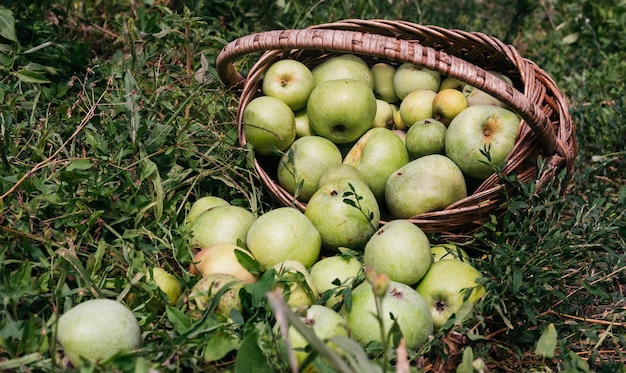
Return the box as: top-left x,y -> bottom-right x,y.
242,96 -> 296,155
309,255 -> 363,307
189,243 -> 257,283
385,154 -> 467,218
312,54 -> 374,88
392,107 -> 407,131
187,272 -> 245,318
246,207 -> 321,270
445,105 -> 520,180
371,62 -> 399,103
277,136 -> 343,202
294,108 -> 316,138
184,196 -> 230,228
415,260 -> 486,329
363,220 -> 432,285
405,118 -> 447,160
346,279 -> 433,350
262,59 -> 315,111
188,205 -> 256,249
399,89 -> 437,128
462,71 -> 513,107
393,63 -> 440,99
343,128 -> 409,201
148,267 -> 182,306
272,260 -> 319,308
307,79 -> 377,144
372,99 -> 395,128
318,164 -> 368,188
305,178 -> 380,252
432,88 -> 468,125
431,243 -> 470,262
438,76 -> 465,92
57,299 -> 141,367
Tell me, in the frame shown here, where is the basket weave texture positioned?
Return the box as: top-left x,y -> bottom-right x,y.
216,19 -> 577,235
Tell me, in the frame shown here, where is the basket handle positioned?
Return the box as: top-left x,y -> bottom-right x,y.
216,28 -> 557,155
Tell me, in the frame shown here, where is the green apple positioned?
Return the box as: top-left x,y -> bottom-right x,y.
415,260 -> 486,329
189,243 -> 257,284
343,128 -> 409,201
431,243 -> 471,262
294,108 -> 316,138
309,255 -> 363,307
312,54 -> 374,88
363,220 -> 432,285
242,96 -> 296,155
307,79 -> 377,144
371,62 -> 399,103
273,260 -> 319,308
393,63 -> 440,100
277,136 -> 343,202
399,89 -> 437,128
184,196 -> 230,228
148,267 -> 182,306
262,59 -> 315,111
404,118 -> 447,160
188,272 -> 245,318
188,205 -> 256,249
392,107 -> 406,131
438,76 -> 465,92
318,164 -> 369,188
57,299 -> 141,367
432,88 -> 468,125
372,99 -> 395,128
385,154 -> 467,218
445,105 -> 520,180
462,71 -> 513,107
246,207 -> 321,270
305,178 -> 380,252
346,279 -> 433,350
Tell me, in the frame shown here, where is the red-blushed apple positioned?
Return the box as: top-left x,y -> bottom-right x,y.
399,89 -> 437,128
277,136 -> 343,202
343,127 -> 409,201
385,154 -> 467,218
184,196 -> 230,228
415,259 -> 486,329
404,118 -> 447,160
294,108 -> 316,138
363,220 -> 432,285
189,243 -> 257,283
318,164 -> 369,188
312,54 -> 374,88
373,99 -> 395,129
187,272 -> 245,318
188,205 -> 256,249
345,279 -> 433,350
305,178 -> 380,252
262,59 -> 315,111
445,105 -> 520,180
309,255 -> 363,308
57,299 -> 141,367
371,62 -> 399,103
148,267 -> 182,306
431,243 -> 471,262
432,88 -> 468,125
307,79 -> 377,144
246,207 -> 321,270
393,63 -> 440,100
242,96 -> 296,155
272,260 -> 319,308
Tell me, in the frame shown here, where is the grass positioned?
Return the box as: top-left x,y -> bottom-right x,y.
0,0 -> 624,371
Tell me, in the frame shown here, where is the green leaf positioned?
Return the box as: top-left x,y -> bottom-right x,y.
0,7 -> 18,43
203,331 -> 240,362
456,347 -> 474,373
15,69 -> 50,84
166,305 -> 192,334
235,331 -> 273,373
535,323 -> 557,358
66,159 -> 93,171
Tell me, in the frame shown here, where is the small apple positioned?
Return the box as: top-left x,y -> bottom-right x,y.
371,62 -> 399,103
305,178 -> 380,252
343,128 -> 409,201
432,88 -> 468,125
372,99 -> 395,129
277,136 -> 343,202
57,299 -> 141,367
318,164 -> 369,188
393,63 -> 440,100
188,272 -> 245,317
404,118 -> 447,160
294,109 -> 316,138
445,105 -> 520,180
392,106 -> 407,131
189,243 -> 257,283
346,279 -> 433,350
273,260 -> 319,308
363,220 -> 432,285
309,255 -> 363,307
184,196 -> 230,228
312,54 -> 374,88
246,207 -> 321,270
462,71 -> 513,107
242,96 -> 296,156
415,260 -> 486,329
148,267 -> 182,306
188,205 -> 256,249
307,79 -> 377,144
438,76 -> 465,92
399,89 -> 437,128
431,243 -> 471,262
385,154 -> 467,218
262,59 -> 315,111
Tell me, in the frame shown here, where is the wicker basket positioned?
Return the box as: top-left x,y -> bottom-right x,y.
216,19 -> 577,235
